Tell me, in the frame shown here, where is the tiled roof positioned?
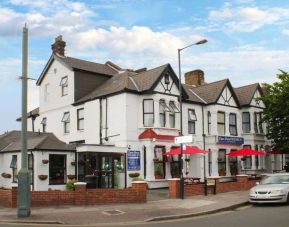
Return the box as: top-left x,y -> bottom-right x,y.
183,84 -> 206,104
234,83 -> 259,106
60,56 -> 118,76
16,107 -> 39,121
74,64 -> 169,104
0,131 -> 75,152
190,79 -> 229,104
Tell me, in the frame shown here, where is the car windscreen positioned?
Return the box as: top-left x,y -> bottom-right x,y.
260,175 -> 289,185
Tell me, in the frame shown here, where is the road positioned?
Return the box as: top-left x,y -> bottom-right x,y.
0,204 -> 289,227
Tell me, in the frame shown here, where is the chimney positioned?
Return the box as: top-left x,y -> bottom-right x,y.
185,69 -> 205,86
51,35 -> 66,56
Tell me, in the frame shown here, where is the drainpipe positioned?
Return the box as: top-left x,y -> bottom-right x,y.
202,105 -> 206,181
99,98 -> 103,144
105,98 -> 108,139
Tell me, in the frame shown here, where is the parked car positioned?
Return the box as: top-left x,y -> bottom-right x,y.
249,173 -> 289,204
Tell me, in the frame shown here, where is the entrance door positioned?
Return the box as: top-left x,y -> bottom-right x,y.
100,156 -> 113,188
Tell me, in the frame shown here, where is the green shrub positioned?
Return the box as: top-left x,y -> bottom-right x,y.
66,180 -> 76,191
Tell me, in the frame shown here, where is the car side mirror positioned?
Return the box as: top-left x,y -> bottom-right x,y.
255,182 -> 259,185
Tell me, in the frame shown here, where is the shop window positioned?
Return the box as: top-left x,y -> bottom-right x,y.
61,112 -> 70,133
143,99 -> 154,127
40,117 -> 47,133
49,154 -> 66,185
10,155 -> 17,183
60,76 -> 68,96
188,109 -> 197,134
153,146 -> 166,179
242,112 -> 250,133
170,146 -> 180,178
243,145 -> 252,169
77,108 -> 84,130
229,113 -> 237,136
218,149 -> 226,176
217,112 -> 225,135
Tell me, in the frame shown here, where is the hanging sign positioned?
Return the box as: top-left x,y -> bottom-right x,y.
127,150 -> 141,171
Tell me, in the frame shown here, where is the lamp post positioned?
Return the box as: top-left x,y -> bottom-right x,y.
178,39 -> 207,199
17,24 -> 31,217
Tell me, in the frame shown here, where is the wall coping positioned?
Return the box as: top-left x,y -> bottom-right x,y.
11,183 -> 18,188
168,178 -> 180,181
132,181 -> 147,184
236,174 -> 249,177
207,176 -> 220,179
74,182 -> 87,186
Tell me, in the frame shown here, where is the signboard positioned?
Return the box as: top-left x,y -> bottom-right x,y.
127,150 -> 141,171
217,136 -> 244,145
175,135 -> 193,144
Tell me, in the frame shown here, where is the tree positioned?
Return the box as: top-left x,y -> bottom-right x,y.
259,70 -> 289,151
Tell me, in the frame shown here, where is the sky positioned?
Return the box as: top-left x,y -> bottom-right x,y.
1,0 -> 289,133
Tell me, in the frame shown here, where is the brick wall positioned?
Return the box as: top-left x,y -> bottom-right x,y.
0,182 -> 147,208
169,176 -> 259,198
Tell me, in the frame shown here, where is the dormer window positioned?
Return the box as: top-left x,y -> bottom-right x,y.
164,73 -> 170,85
60,76 -> 68,96
40,117 -> 47,132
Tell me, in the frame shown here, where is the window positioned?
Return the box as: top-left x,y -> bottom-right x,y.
44,83 -> 50,102
61,112 -> 70,133
170,146 -> 180,178
218,149 -> 226,176
143,99 -> 154,127
153,146 -> 166,179
164,73 -> 170,84
49,154 -> 66,185
77,108 -> 84,130
243,145 -> 252,169
188,109 -> 197,134
255,145 -> 259,169
254,112 -> 263,134
168,101 -> 180,113
40,117 -> 47,133
242,112 -> 250,133
10,155 -> 17,182
217,112 -> 225,135
60,76 -> 68,96
207,111 -> 211,135
229,113 -> 237,136
169,101 -> 175,128
159,100 -> 167,127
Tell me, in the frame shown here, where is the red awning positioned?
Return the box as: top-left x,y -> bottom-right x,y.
163,145 -> 208,156
138,129 -> 175,141
267,150 -> 288,154
226,148 -> 265,157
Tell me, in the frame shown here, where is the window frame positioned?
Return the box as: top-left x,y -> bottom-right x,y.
61,112 -> 70,133
229,113 -> 237,136
153,146 -> 166,179
242,112 -> 251,133
159,100 -> 166,127
77,108 -> 84,131
60,76 -> 68,96
217,111 -> 225,135
143,99 -> 154,127
169,101 -> 175,128
40,117 -> 47,133
207,111 -> 211,135
49,154 -> 66,185
188,109 -> 197,134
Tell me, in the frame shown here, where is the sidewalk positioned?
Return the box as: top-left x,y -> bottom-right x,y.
0,190 -> 250,226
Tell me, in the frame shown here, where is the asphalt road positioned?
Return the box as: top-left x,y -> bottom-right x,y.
1,204 -> 289,227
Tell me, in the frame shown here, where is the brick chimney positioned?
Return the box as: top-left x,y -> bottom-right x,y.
51,35 -> 66,56
185,69 -> 205,86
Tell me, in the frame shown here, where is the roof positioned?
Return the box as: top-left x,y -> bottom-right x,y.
37,54 -> 119,85
74,64 -> 172,105
16,107 -> 39,121
0,131 -> 75,152
234,83 -> 259,106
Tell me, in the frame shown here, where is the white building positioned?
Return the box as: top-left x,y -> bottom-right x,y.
1,36 -> 284,190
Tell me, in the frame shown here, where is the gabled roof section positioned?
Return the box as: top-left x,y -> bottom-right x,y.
189,79 -> 240,107
16,107 -> 39,122
183,84 -> 207,104
0,131 -> 75,152
36,54 -> 119,85
74,64 -> 180,105
234,83 -> 260,106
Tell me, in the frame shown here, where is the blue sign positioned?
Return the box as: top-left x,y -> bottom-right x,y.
127,150 -> 141,171
217,136 -> 244,145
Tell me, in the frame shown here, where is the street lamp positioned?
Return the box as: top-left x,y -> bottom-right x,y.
178,39 -> 207,199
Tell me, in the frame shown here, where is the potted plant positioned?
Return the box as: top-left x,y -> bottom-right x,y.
38,174 -> 48,180
66,180 -> 76,191
219,167 -> 226,176
129,172 -> 140,178
154,165 -> 163,179
67,174 -> 75,180
42,159 -> 49,164
1,173 -> 11,178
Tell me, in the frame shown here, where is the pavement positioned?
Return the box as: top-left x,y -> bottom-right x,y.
0,190 -> 250,226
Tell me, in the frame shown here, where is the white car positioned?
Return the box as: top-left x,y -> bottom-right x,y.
249,173 -> 289,204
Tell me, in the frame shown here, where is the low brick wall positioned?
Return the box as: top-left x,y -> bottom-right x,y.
169,175 -> 259,198
0,182 -> 147,208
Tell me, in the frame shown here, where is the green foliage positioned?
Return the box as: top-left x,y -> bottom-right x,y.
258,70 -> 289,151
66,180 -> 76,190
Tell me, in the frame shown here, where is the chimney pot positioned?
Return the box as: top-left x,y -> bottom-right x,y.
51,35 -> 66,56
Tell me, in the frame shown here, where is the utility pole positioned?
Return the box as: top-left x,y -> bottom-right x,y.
17,24 -> 31,218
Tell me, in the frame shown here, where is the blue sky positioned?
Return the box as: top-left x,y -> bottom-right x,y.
1,0 -> 289,133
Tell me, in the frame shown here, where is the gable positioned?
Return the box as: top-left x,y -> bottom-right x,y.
250,89 -> 265,108
154,71 -> 179,95
217,85 -> 238,107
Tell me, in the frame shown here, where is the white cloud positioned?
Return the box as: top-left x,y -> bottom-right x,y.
209,7 -> 232,20
282,29 -> 289,36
